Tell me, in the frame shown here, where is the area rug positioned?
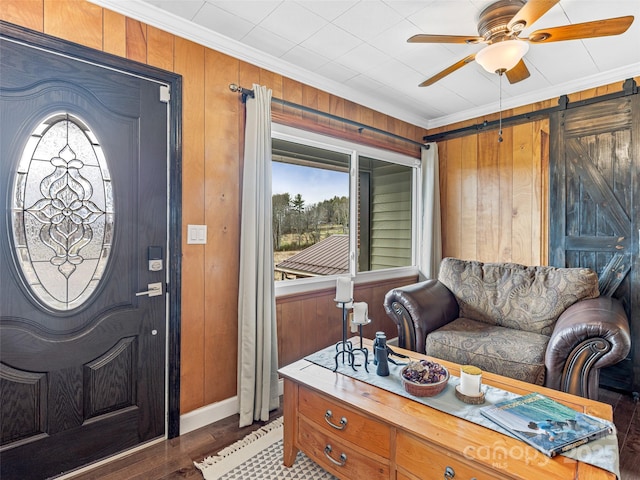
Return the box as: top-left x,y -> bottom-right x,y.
194,417 -> 338,480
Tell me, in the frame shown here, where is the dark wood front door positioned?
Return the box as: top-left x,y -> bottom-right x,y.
549,93 -> 639,393
0,31 -> 169,479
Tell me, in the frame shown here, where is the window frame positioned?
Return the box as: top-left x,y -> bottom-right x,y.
272,123 -> 421,298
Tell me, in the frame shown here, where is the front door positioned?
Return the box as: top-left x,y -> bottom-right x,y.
549,93 -> 639,393
1,31 -> 169,479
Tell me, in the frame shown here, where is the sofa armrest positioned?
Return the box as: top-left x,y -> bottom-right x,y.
545,296 -> 631,399
383,280 -> 459,354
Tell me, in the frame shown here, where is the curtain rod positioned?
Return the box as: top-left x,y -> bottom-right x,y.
229,83 -> 427,149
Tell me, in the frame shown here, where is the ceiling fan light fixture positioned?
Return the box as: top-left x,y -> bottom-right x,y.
475,40 -> 530,74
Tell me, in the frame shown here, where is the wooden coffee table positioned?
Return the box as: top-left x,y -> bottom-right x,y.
278,339 -> 616,480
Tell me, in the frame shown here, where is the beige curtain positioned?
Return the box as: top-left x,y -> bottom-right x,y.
419,142 -> 442,279
237,84 -> 279,427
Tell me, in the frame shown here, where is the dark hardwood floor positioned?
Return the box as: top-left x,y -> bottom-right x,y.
64,407 -> 284,480
65,388 -> 639,480
599,388 -> 640,480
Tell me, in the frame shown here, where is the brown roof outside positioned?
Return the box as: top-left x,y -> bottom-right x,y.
275,234 -> 348,277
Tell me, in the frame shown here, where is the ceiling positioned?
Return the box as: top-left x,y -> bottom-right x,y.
93,0 -> 640,129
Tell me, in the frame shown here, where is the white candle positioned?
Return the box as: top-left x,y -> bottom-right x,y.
352,302 -> 368,324
460,365 -> 482,396
335,276 -> 353,303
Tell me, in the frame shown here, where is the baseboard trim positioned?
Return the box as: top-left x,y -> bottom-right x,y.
180,395 -> 239,436
179,379 -> 285,435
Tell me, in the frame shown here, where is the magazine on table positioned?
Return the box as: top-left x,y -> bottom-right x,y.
480,392 -> 613,457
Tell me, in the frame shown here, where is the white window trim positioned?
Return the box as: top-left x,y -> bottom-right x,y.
272,123 -> 422,298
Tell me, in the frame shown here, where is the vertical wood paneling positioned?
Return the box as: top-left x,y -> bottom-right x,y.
44,0 -> 101,50
459,135 -> 478,260
477,131 -> 500,261
125,18 -> 146,63
174,37 -> 206,413
315,296 -> 337,349
512,122 -> 534,264
0,0 -> 43,31
439,122 -> 548,265
359,105 -> 375,143
277,298 -> 305,368
438,140 -> 449,255
316,89 -> 331,128
533,120 -> 549,264
147,26 -> 174,72
343,100 -> 358,131
276,277 -> 414,368
439,121 -> 548,265
443,137 -> 462,257
102,10 -> 125,57
260,69 -> 283,114
202,50 -> 243,404
329,94 -> 345,132
498,128 -> 513,260
373,111 -> 388,136
302,84 -> 318,123
282,77 -> 303,121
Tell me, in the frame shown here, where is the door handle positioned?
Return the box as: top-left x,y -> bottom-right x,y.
136,282 -> 163,297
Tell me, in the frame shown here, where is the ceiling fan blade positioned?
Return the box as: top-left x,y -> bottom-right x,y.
408,34 -> 484,44
419,54 -> 476,87
527,16 -> 634,43
505,59 -> 530,84
507,0 -> 559,31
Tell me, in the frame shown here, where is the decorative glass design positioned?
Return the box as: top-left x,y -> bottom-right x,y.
12,113 -> 114,311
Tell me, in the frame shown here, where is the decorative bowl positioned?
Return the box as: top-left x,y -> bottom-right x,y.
400,360 -> 449,397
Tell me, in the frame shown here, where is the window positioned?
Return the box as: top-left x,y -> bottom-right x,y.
272,125 -> 420,291
358,156 -> 413,272
11,113 -> 112,311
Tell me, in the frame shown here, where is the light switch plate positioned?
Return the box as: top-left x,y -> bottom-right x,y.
187,224 -> 207,244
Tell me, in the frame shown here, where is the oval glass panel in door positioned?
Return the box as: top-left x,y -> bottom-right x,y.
11,113 -> 114,311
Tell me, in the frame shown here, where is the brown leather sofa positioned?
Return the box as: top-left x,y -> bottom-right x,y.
383,257 -> 631,400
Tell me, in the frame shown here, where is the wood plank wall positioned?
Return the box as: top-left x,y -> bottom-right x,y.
433,78 -> 639,266
277,276 -> 418,368
437,120 -> 550,265
0,0 -> 426,415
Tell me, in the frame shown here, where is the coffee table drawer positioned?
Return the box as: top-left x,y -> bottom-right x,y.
298,416 -> 389,480
298,386 -> 390,457
396,430 -> 505,480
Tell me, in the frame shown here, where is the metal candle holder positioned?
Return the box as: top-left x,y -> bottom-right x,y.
333,299 -> 369,372
352,321 -> 370,372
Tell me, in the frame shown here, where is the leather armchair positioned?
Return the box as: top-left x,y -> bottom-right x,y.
383,258 -> 631,400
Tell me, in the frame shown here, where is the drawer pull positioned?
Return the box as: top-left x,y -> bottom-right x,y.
324,410 -> 347,430
323,444 -> 347,467
444,466 -> 455,479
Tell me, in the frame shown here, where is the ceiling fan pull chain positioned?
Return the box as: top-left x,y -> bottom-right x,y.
498,71 -> 504,143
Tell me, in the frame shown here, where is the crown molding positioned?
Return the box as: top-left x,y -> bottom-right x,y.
89,0 -> 432,129
428,62 -> 640,129
90,1 -> 640,132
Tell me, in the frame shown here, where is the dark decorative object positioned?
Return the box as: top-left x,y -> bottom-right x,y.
374,332 -> 390,376
332,300 -> 369,373
400,361 -> 449,397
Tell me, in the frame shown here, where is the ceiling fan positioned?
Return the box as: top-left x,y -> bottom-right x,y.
410,0 -> 634,87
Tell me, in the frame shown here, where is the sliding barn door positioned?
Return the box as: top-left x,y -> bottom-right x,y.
549,93 -> 639,393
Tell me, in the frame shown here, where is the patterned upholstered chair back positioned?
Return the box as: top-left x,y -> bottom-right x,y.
437,258 -> 600,335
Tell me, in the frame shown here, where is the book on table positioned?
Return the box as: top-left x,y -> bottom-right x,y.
480,392 -> 613,457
